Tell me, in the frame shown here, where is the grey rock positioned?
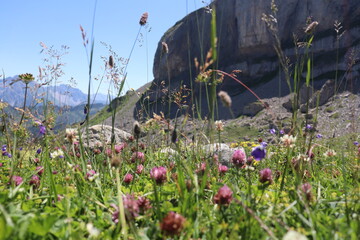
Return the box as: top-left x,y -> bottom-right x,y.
81,125 -> 131,149
243,101 -> 267,116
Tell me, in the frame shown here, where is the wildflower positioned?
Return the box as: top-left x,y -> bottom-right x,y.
131,151 -> 145,163
306,124 -> 312,130
354,141 -> 359,146
251,142 -> 267,161
283,230 -> 308,240
213,185 -> 233,205
232,149 -> 246,167
259,168 -> 273,184
139,12 -> 148,26
305,21 -> 319,34
171,128 -> 177,144
114,143 -> 126,153
111,156 -> 121,168
280,129 -> 285,134
316,134 -> 323,139
86,170 -> 99,181
83,104 -> 89,115
29,175 -> 40,188
195,162 -> 207,175
161,41 -> 169,54
86,223 -> 100,238
36,166 -> 44,176
36,148 -> 42,154
39,125 -> 46,135
6,153 -> 12,158
18,73 -> 35,84
33,158 -> 40,163
137,196 -> 152,213
215,120 -> 224,131
323,149 -> 336,157
136,164 -> 144,174
160,212 -> 186,236
269,128 -> 276,134
280,134 -> 297,148
218,90 -> 232,108
50,149 -> 64,159
65,128 -> 78,144
108,55 -> 114,69
218,164 -> 228,174
301,182 -> 312,201
150,166 -> 167,184
1,145 -> 6,151
123,173 -> 134,184
123,194 -> 140,219
11,176 -> 23,186
133,121 -> 141,140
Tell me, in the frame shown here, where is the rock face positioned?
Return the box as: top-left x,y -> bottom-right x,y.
135,0 -> 360,120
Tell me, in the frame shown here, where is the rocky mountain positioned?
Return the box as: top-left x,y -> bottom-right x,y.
0,76 -> 108,107
135,0 -> 360,120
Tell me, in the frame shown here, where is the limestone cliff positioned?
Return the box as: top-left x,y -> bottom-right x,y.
135,0 -> 360,120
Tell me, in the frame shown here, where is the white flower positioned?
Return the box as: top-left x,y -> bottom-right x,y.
86,223 -> 100,238
323,149 -> 336,157
280,134 -> 297,148
50,149 -> 64,159
65,128 -> 78,144
283,230 -> 308,240
214,120 -> 224,131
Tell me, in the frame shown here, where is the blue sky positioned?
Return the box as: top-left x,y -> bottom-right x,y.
0,0 -> 204,95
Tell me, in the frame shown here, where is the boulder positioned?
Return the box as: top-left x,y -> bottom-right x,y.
243,101 -> 268,116
135,0 -> 360,120
81,125 -> 131,149
202,143 -> 246,166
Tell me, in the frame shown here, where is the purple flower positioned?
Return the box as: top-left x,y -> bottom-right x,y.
6,153 -> 12,158
111,194 -> 140,222
232,149 -> 246,167
137,196 -> 152,213
131,152 -> 145,163
301,183 -> 312,201
218,164 -> 228,174
1,145 -> 6,151
354,141 -> 359,146
136,164 -> 144,174
306,124 -> 312,130
36,148 -> 42,154
213,185 -> 233,205
160,212 -> 186,236
124,173 -> 134,184
251,142 -> 267,161
29,175 -> 40,188
36,166 -> 44,176
150,166 -> 167,184
269,128 -> 276,134
39,125 -> 46,135
259,168 -> 273,184
316,134 -> 323,139
280,129 -> 285,135
11,176 -> 23,186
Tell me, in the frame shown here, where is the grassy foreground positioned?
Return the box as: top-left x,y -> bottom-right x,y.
0,121 -> 359,239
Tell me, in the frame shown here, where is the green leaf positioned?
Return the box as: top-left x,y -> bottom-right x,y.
306,58 -> 311,87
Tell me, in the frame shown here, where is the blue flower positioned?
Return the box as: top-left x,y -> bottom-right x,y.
354,141 -> 359,146
36,148 -> 42,154
269,129 -> 276,134
316,134 -> 323,139
39,125 -> 46,135
251,142 -> 267,161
